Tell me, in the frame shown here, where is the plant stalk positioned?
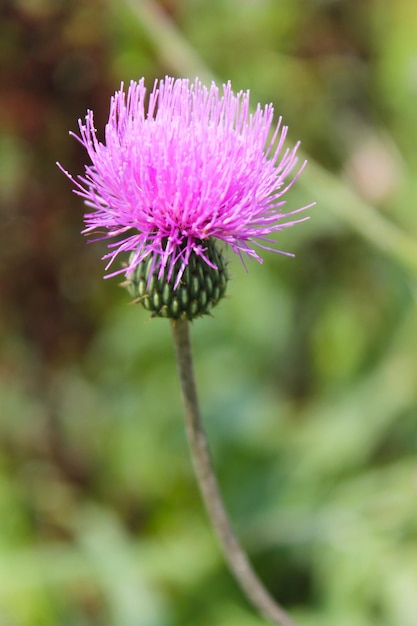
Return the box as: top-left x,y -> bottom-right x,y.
171,318 -> 300,626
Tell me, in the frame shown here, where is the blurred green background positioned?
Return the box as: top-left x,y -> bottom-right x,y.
1,0 -> 417,625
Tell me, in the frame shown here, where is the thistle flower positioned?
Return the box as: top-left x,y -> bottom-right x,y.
59,77 -> 310,626
60,77 -> 311,319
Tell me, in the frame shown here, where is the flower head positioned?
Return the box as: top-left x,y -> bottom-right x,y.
60,77 -> 312,318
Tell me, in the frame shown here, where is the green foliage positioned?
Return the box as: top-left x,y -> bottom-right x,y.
1,1 -> 417,625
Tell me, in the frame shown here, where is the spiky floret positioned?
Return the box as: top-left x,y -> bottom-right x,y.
59,76 -> 312,297
126,238 -> 228,320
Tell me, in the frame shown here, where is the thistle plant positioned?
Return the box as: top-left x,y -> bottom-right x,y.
59,76 -> 312,626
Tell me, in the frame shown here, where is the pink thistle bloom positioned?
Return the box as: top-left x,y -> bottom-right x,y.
59,77 -> 312,288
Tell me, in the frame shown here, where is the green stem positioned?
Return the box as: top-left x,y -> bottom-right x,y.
171,319 -> 300,626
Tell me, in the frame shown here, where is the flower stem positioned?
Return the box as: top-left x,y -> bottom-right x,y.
171,319 -> 300,626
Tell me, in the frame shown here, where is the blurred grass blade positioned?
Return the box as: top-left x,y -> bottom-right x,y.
300,158 -> 417,277
122,0 -> 417,280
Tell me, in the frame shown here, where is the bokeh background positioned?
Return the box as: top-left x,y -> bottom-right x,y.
1,1 -> 417,625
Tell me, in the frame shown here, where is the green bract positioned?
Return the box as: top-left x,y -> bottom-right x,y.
127,239 -> 228,320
